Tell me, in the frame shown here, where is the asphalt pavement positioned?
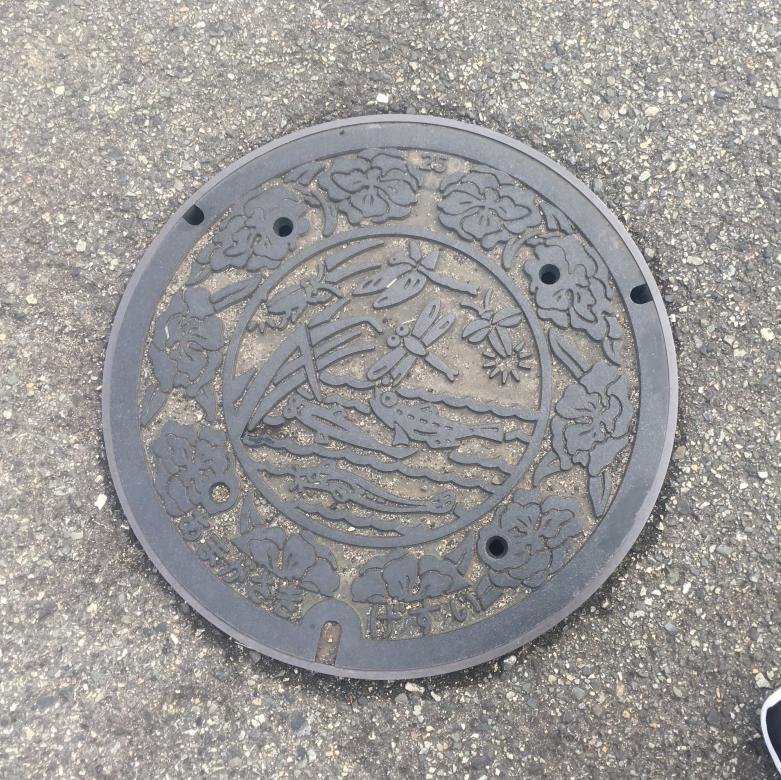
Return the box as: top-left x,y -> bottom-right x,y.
0,0 -> 779,777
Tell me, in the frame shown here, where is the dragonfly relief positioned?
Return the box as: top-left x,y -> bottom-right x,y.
367,298 -> 458,385
353,240 -> 477,308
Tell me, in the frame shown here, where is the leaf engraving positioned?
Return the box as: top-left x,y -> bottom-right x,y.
140,382 -> 167,427
549,330 -> 591,378
588,471 -> 613,517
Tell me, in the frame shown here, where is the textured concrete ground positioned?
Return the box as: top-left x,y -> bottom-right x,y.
1,0 -> 779,777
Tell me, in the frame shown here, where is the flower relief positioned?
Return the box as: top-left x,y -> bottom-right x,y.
345,535 -> 471,631
232,496 -> 339,619
550,360 -> 632,476
477,490 -> 582,596
150,421 -> 239,517
461,288 -> 534,384
437,165 -> 541,256
534,332 -> 633,517
188,184 -> 310,283
525,234 -> 624,363
141,287 -> 224,424
350,546 -> 470,605
318,148 -> 422,224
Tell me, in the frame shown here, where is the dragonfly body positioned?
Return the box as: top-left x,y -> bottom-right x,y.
353,241 -> 477,309
367,298 -> 458,385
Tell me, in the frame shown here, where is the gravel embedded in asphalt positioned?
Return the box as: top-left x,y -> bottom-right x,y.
0,0 -> 779,777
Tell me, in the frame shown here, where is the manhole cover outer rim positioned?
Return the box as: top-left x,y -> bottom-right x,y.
103,114 -> 678,679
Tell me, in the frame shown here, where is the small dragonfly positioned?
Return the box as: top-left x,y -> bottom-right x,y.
367,298 -> 458,385
353,240 -> 477,308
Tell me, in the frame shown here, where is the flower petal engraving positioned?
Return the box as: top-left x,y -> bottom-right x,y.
233,520 -> 340,617
525,235 -> 624,362
150,421 -> 239,516
477,490 -> 582,590
533,352 -> 633,516
437,165 -> 541,250
318,149 -> 422,224
189,185 -> 309,281
147,288 -> 223,421
351,543 -> 471,604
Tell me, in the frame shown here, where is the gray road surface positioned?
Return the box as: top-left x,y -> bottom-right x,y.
0,1 -> 779,777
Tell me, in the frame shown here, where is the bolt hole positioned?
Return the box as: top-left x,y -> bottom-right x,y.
539,264 -> 560,285
209,482 -> 230,504
486,535 -> 509,559
630,283 -> 653,304
183,205 -> 205,225
273,217 -> 294,237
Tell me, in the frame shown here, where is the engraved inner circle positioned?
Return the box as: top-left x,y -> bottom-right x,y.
224,229 -> 551,547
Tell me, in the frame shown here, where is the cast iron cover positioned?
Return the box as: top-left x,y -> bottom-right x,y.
103,116 -> 677,678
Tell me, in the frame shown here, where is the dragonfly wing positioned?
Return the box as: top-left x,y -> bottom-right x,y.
423,269 -> 478,295
411,298 -> 441,339
420,248 -> 440,271
389,354 -> 417,384
374,271 -> 427,308
353,267 -> 406,295
424,352 -> 459,382
367,345 -> 406,382
421,312 -> 456,346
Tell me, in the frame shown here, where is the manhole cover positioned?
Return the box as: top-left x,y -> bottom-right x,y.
104,116 -> 677,679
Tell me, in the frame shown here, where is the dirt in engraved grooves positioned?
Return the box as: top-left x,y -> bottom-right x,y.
106,122 -> 670,678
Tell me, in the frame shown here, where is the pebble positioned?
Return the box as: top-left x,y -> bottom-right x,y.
755,672 -> 772,689
470,755 -> 492,771
705,709 -> 722,727
291,712 -> 311,737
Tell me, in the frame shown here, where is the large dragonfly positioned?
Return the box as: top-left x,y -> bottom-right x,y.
353,240 -> 477,309
367,298 -> 458,385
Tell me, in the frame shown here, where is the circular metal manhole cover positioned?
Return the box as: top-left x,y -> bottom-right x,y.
104,116 -> 677,679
